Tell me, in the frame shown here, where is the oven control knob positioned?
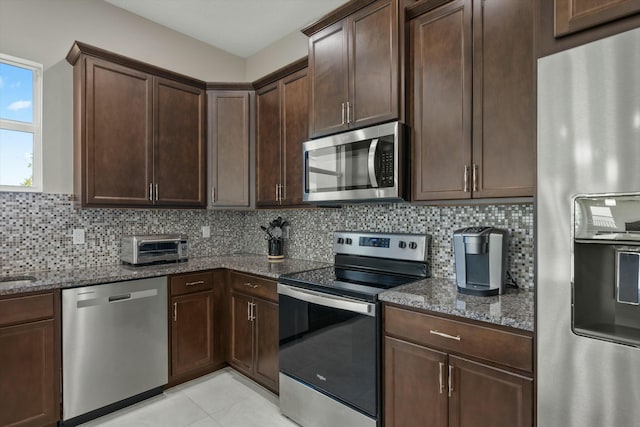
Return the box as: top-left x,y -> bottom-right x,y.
345,238 -> 353,245
409,242 -> 418,250
337,237 -> 344,244
398,241 -> 407,249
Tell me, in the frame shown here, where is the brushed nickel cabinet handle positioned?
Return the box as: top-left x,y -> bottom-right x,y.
247,301 -> 251,321
341,102 -> 346,125
186,280 -> 205,286
472,163 -> 478,192
438,362 -> 445,394
250,302 -> 256,321
149,183 -> 153,201
448,364 -> 454,397
173,302 -> 177,322
212,187 -> 216,203
430,329 -> 461,341
463,166 -> 470,192
346,102 -> 351,124
275,184 -> 279,202
155,184 -> 159,201
243,282 -> 259,289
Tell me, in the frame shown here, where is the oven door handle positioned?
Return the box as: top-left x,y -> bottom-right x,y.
277,283 -> 376,317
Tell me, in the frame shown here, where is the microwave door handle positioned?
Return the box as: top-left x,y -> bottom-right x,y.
368,138 -> 379,188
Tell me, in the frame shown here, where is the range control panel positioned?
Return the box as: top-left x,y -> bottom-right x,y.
333,231 -> 430,262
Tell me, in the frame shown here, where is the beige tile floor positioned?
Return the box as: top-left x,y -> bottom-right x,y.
81,368 -> 298,427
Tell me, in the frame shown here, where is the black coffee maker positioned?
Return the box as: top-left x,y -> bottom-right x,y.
453,227 -> 509,296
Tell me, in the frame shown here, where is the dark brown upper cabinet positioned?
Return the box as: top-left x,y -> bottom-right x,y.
66,42 -> 207,208
255,61 -> 309,208
304,0 -> 405,138
539,0 -> 640,57
410,0 -> 535,201
555,0 -> 640,37
208,89 -> 253,208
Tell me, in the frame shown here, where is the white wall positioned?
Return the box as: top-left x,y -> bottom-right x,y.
0,0 -> 246,193
244,31 -> 309,81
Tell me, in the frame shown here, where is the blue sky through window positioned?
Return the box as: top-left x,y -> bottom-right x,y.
0,63 -> 34,123
0,129 -> 33,185
0,61 -> 36,187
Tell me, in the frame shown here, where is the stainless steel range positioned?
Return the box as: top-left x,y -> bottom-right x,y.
278,231 -> 430,427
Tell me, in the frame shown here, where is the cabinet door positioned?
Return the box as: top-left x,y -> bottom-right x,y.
171,292 -> 214,379
0,320 -> 58,427
448,355 -> 533,427
281,68 -> 308,207
411,0 -> 472,201
308,20 -> 349,138
229,291 -> 254,375
208,90 -> 251,207
255,82 -> 282,207
349,0 -> 399,128
83,56 -> 153,206
253,297 -> 279,393
471,0 -> 534,198
154,77 -> 207,207
555,0 -> 640,36
384,336 -> 448,427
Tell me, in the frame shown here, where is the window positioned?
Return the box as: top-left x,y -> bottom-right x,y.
0,53 -> 42,191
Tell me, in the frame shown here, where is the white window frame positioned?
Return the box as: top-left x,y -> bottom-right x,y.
0,53 -> 43,192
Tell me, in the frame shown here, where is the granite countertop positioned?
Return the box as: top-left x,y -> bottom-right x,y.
379,278 -> 534,332
0,254 -> 330,296
1,255 -> 534,332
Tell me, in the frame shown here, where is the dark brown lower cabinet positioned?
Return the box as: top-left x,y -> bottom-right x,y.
385,336 -> 448,427
0,291 -> 60,427
230,291 -> 254,373
448,355 -> 532,427
227,272 -> 279,393
252,298 -> 279,389
169,271 -> 225,386
384,304 -> 533,427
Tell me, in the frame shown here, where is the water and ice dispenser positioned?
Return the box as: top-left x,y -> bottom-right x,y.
573,194 -> 640,347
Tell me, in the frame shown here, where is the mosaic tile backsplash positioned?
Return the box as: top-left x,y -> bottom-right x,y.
0,192 -> 534,288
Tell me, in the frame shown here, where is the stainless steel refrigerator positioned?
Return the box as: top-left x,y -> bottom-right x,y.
538,27 -> 640,426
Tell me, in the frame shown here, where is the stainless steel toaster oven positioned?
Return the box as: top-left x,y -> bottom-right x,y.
121,234 -> 188,265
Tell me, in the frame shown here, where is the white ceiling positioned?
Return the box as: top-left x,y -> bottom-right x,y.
104,0 -> 350,58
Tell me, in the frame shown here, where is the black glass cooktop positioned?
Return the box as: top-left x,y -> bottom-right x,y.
278,266 -> 420,302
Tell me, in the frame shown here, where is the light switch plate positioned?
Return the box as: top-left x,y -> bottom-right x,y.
202,226 -> 211,238
73,228 -> 85,245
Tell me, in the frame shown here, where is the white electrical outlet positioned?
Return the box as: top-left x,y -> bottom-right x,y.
73,228 -> 85,245
202,226 -> 211,238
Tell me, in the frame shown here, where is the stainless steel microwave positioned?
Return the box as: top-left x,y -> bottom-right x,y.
303,121 -> 406,203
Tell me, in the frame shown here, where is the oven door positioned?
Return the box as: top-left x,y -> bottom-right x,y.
278,283 -> 379,418
302,121 -> 403,203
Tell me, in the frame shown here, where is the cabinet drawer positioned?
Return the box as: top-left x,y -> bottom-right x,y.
170,272 -> 214,296
0,292 -> 54,327
229,272 -> 277,302
384,305 -> 532,372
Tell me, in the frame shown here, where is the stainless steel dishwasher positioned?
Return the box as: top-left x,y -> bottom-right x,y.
62,276 -> 168,425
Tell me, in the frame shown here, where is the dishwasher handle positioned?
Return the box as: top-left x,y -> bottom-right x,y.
76,288 -> 159,308
277,283 -> 376,317
109,293 -> 131,302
